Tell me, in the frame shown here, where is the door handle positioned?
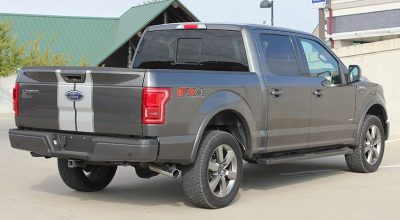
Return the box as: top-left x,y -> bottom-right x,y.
312,89 -> 323,98
269,89 -> 282,98
61,73 -> 86,83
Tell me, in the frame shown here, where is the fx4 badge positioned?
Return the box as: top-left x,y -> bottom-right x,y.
177,88 -> 204,97
65,90 -> 84,102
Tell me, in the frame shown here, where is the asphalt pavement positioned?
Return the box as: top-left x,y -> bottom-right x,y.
1,115 -> 399,220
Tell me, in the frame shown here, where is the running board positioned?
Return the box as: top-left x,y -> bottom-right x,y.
256,147 -> 354,165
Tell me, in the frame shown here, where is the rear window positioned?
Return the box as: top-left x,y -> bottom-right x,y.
133,30 -> 249,72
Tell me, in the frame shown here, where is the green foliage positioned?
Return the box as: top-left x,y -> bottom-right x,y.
0,21 -> 24,77
79,57 -> 89,67
23,36 -> 70,67
0,20 -> 85,77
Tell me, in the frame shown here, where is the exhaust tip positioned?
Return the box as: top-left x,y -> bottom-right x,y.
148,164 -> 181,178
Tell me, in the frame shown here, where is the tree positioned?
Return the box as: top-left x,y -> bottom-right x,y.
23,35 -> 70,67
0,21 -> 24,77
0,20 -> 76,77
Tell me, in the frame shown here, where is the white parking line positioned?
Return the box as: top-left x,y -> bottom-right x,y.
387,139 -> 400,143
281,165 -> 400,176
280,169 -> 339,176
0,118 -> 12,120
381,165 -> 400,168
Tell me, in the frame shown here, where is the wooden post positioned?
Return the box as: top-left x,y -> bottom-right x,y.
318,8 -> 326,42
328,8 -> 334,48
127,40 -> 132,68
163,12 -> 168,24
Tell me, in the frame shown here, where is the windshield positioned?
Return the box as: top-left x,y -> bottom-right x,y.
133,30 -> 249,72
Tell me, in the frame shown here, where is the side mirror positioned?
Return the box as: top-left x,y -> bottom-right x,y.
348,65 -> 362,83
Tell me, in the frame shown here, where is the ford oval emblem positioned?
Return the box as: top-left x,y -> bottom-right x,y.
65,90 -> 84,102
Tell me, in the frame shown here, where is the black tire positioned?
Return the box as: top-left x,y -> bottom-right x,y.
135,166 -> 159,179
57,159 -> 117,192
182,130 -> 243,209
346,115 -> 385,173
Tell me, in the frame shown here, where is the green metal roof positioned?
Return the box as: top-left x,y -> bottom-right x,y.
0,0 -> 196,66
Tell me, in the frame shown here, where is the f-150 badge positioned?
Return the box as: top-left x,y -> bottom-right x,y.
22,89 -> 39,99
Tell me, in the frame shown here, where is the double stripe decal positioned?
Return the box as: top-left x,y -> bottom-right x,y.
56,70 -> 75,131
75,70 -> 94,132
56,70 -> 94,132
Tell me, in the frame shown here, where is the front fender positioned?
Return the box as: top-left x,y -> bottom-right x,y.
354,84 -> 388,145
188,91 -> 257,163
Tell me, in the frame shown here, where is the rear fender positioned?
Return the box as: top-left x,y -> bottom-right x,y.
188,91 -> 256,163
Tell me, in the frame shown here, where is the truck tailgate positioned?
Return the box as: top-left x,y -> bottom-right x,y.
16,67 -> 145,136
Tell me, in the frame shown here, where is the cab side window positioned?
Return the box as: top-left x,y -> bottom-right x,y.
298,38 -> 341,84
260,34 -> 301,76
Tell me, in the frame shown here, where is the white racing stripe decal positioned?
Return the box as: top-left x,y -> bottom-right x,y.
56,70 -> 76,131
75,70 -> 94,132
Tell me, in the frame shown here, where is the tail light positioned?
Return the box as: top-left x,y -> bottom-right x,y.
13,83 -> 19,116
142,87 -> 171,124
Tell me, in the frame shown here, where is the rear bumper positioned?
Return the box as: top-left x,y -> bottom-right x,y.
9,129 -> 158,162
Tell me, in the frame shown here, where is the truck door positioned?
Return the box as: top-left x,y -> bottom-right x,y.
295,36 -> 356,147
256,31 -> 312,152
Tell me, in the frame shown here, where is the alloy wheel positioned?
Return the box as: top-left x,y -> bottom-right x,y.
207,144 -> 238,197
364,125 -> 382,165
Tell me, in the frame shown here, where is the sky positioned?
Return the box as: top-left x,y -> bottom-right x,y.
0,0 -> 318,33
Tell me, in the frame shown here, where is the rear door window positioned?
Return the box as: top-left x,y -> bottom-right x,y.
259,34 -> 301,76
133,30 -> 249,72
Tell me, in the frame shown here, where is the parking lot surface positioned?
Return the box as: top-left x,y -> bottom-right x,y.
1,115 -> 399,220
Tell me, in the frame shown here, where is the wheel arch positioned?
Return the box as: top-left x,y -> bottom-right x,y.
356,102 -> 389,144
205,110 -> 252,157
188,92 -> 257,163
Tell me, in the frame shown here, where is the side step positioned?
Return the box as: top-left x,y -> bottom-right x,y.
256,147 -> 354,165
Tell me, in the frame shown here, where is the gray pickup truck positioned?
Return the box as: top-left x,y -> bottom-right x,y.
9,23 -> 389,209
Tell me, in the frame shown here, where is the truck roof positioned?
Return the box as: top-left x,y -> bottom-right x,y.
146,23 -> 313,37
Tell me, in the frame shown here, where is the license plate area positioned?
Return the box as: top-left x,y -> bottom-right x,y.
56,133 -> 94,153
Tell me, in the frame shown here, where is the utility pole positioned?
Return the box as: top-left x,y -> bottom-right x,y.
318,8 -> 326,41
270,0 -> 274,26
260,0 -> 274,26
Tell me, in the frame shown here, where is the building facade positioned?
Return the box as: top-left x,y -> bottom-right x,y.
327,0 -> 400,48
318,0 -> 400,135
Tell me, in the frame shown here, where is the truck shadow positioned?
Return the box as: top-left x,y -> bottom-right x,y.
31,172 -> 189,207
240,158 -> 348,191
31,157 -> 349,207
